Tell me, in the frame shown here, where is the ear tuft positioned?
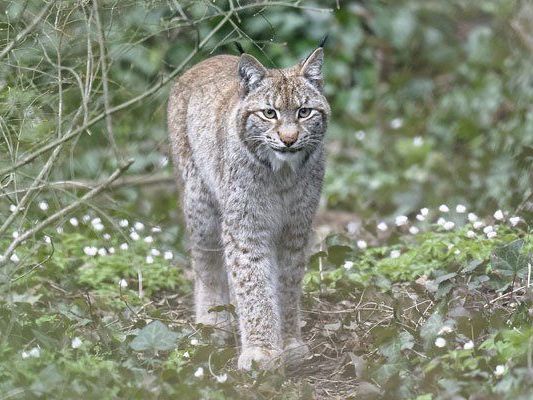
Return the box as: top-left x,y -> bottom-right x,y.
238,54 -> 266,95
300,48 -> 324,90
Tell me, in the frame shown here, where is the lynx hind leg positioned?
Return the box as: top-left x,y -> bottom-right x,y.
182,164 -> 232,339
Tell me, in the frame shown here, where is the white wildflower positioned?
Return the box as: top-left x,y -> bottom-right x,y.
434,337 -> 447,348
83,246 -> 98,256
91,217 -> 101,225
416,214 -> 425,221
94,223 -> 105,232
463,340 -> 474,350
190,338 -> 199,346
420,208 -> 429,216
183,351 -> 190,358
22,347 -> 41,359
409,226 -> 419,235
377,222 -> 388,231
456,204 -> 466,213
494,365 -> 506,377
395,215 -> 408,226
483,225 -> 494,234
108,247 -> 115,254
355,130 -> 366,141
82,214 -> 91,223
144,236 -> 154,244
102,233 -> 111,241
151,226 -> 162,233
150,248 -> 160,257
146,255 -> 154,264
120,243 -> 129,250
437,217 -> 446,226
438,325 -> 454,335
390,118 -> 403,129
12,231 -> 19,239
390,250 -> 401,259
119,278 -> 128,288
509,216 -> 520,226
71,337 -> 82,349
413,136 -> 423,146
44,235 -> 51,244
473,221 -> 484,229
134,222 -> 145,231
356,240 -> 367,250
454,249 -> 461,255
9,204 -> 17,212
56,226 -> 64,234
487,231 -> 497,239
466,230 -> 476,238
443,221 -> 455,230
216,373 -> 228,383
130,231 -> 140,241
69,217 -> 79,227
97,248 -> 107,257
164,251 -> 173,260
467,212 -> 478,222
119,219 -> 129,228
439,204 -> 449,213
10,253 -> 20,263
194,367 -> 204,378
38,201 -> 49,211
343,261 -> 354,270
28,347 -> 41,358
493,210 -> 504,220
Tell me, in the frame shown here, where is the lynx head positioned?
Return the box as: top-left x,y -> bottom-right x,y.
236,47 -> 330,171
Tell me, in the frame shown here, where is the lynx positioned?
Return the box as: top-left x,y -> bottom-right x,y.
167,46 -> 329,370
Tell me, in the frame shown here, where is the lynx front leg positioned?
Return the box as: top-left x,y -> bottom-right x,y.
222,216 -> 283,370
278,230 -> 312,367
183,168 -> 231,337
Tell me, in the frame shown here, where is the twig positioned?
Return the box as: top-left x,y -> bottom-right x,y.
0,173 -> 175,197
0,159 -> 134,267
489,285 -> 528,304
93,0 -> 119,160
0,1 -> 57,61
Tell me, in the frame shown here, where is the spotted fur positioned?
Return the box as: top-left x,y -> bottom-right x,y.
167,49 -> 330,370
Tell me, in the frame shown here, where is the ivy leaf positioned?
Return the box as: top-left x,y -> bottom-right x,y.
379,331 -> 414,361
129,321 -> 179,352
420,312 -> 444,349
491,240 -> 529,278
327,245 -> 352,266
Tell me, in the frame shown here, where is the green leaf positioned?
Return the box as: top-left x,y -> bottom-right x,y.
129,321 -> 179,352
491,240 -> 529,277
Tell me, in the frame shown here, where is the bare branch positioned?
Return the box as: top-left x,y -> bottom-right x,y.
0,159 -> 134,267
0,1 -> 57,61
93,0 -> 119,160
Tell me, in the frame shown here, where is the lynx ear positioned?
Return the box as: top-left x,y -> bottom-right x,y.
300,47 -> 324,90
238,54 -> 266,95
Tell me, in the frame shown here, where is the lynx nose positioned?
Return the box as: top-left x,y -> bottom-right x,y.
278,126 -> 298,147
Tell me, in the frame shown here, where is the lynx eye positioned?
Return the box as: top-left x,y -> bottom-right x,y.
297,107 -> 312,119
261,109 -> 277,119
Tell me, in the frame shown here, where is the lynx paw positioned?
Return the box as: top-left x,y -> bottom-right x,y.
283,338 -> 311,369
237,346 -> 280,371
